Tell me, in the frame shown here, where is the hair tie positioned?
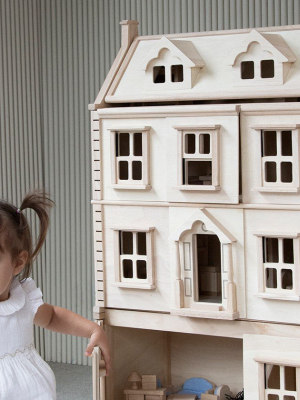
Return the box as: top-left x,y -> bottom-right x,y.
16,208 -> 21,214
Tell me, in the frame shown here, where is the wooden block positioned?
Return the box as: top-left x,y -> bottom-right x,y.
201,395 -> 217,400
142,375 -> 157,390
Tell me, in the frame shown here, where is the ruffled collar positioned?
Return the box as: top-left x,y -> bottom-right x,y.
0,278 -> 26,316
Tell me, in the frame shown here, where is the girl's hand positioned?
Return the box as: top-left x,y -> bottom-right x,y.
85,326 -> 111,376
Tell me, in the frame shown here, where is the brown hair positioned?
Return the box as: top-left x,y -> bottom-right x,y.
0,189 -> 54,280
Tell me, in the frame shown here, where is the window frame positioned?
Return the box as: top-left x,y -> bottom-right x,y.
254,232 -> 300,301
252,124 -> 300,193
173,125 -> 221,191
255,357 -> 300,400
109,127 -> 151,190
111,227 -> 155,290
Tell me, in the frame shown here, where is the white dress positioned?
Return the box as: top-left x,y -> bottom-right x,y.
0,278 -> 56,399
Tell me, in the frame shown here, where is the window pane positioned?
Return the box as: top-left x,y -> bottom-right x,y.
283,396 -> 295,400
132,161 -> 142,180
137,232 -> 147,255
285,366 -> 296,391
153,66 -> 165,83
134,133 -> 142,156
265,162 -> 277,182
121,231 -> 133,254
281,162 -> 293,183
268,396 -> 279,400
281,131 -> 292,156
264,238 -> 279,263
283,239 -> 294,264
187,161 -> 212,185
119,161 -> 129,180
171,65 -> 183,82
263,131 -> 277,156
282,269 -> 293,290
265,364 -> 280,389
137,260 -> 147,279
261,59 -> 275,78
241,61 -> 254,79
185,134 -> 196,154
118,133 -> 130,156
199,134 -> 210,154
123,259 -> 133,278
266,268 -> 277,288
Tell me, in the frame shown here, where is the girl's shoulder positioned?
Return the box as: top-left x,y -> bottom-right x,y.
20,278 -> 44,317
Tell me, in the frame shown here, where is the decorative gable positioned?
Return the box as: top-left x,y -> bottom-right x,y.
141,36 -> 205,90
227,29 -> 297,86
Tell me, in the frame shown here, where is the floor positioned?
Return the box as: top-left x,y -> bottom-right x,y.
48,362 -> 93,400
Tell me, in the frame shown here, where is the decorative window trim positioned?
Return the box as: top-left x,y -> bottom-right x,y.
255,358 -> 300,400
109,126 -> 151,190
252,124 -> 300,193
254,232 -> 300,301
173,125 -> 221,191
111,227 -> 155,290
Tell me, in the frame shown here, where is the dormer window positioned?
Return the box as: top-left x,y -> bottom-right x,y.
261,59 -> 274,78
142,36 -> 205,91
153,64 -> 184,84
241,59 -> 275,80
153,66 -> 165,83
241,61 -> 254,79
228,29 -> 297,86
171,65 -> 184,82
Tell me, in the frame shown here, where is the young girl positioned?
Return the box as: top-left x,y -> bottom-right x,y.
0,189 -> 111,399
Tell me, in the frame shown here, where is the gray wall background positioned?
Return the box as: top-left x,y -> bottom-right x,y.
0,0 -> 299,366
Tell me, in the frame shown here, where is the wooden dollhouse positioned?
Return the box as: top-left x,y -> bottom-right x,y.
90,21 -> 300,399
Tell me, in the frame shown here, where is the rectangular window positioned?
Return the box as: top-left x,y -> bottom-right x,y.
262,129 -> 294,185
254,232 -> 300,301
263,363 -> 297,400
109,127 -> 151,189
174,125 -> 221,191
263,237 -> 294,293
112,227 -> 155,289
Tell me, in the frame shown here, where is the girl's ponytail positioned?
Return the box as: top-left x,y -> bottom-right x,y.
19,189 -> 55,268
0,188 -> 54,281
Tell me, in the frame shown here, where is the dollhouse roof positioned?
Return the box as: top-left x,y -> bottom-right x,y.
141,36 -> 205,70
227,29 -> 297,66
91,23 -> 300,107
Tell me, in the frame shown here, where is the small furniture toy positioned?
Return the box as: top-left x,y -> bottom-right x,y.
128,372 -> 142,390
124,387 -> 167,400
142,374 -> 157,390
202,385 -> 232,400
171,378 -> 214,399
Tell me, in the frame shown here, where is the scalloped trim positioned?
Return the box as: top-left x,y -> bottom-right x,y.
0,279 -> 26,316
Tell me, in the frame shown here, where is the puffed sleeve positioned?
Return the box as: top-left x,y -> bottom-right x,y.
21,277 -> 44,316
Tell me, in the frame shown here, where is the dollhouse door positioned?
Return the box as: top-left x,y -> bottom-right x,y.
182,230 -> 223,309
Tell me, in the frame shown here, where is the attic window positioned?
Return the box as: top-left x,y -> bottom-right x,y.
241,61 -> 254,79
261,60 -> 275,78
153,66 -> 165,84
171,65 -> 184,82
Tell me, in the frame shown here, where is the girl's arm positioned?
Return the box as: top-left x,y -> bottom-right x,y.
34,303 -> 111,375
